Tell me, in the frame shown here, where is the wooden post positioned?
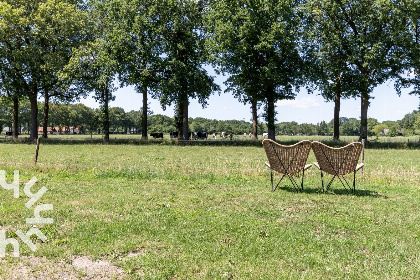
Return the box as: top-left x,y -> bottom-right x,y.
34,138 -> 41,165
361,139 -> 365,174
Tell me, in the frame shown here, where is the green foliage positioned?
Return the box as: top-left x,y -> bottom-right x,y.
341,118 -> 360,136
317,120 -> 329,136
161,1 -> 219,135
305,0 -> 359,101
388,125 -> 400,137
1,0 -> 418,143
207,0 -> 307,138
148,114 -> 174,134
372,123 -> 388,137
305,0 -> 414,141
0,0 -> 89,139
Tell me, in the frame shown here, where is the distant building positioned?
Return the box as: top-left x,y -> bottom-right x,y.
37,126 -> 80,134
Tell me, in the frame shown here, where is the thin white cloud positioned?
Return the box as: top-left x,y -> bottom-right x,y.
276,97 -> 321,109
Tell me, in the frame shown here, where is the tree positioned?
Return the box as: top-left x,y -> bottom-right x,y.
126,110 -> 141,134
208,0 -> 307,141
156,0 -> 219,140
148,114 -> 174,134
311,1 -> 411,143
317,120 -> 329,136
388,124 -> 400,137
0,71 -> 24,138
69,103 -> 95,134
0,1 -> 33,139
300,123 -> 316,136
372,123 -> 388,138
62,0 -> 118,143
394,0 -> 420,96
341,118 -> 360,136
0,97 -> 31,135
367,118 -> 379,137
305,0 -> 359,141
108,0 -> 165,140
35,0 -> 89,138
48,103 -> 71,132
0,0 -> 88,140
109,107 -> 125,133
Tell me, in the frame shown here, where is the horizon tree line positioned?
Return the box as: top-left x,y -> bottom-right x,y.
1,98 -> 419,139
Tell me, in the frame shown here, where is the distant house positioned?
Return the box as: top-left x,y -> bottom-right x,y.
38,126 -> 82,134
38,127 -> 54,134
381,128 -> 403,137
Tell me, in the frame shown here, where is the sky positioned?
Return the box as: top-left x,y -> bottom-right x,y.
78,68 -> 420,125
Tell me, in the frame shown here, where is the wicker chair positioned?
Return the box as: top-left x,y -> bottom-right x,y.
262,139 -> 312,191
312,141 -> 364,192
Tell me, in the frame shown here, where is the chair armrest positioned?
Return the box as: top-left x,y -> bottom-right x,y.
265,162 -> 271,169
313,162 -> 320,170
355,163 -> 364,171
304,164 -> 312,171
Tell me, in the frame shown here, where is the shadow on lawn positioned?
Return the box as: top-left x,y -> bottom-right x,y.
276,185 -> 386,198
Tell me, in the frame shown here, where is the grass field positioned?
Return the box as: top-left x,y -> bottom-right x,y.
0,141 -> 419,279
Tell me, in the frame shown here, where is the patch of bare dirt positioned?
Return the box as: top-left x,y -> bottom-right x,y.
0,255 -> 125,280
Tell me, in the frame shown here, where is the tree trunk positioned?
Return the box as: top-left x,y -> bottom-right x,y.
175,102 -> 183,138
103,86 -> 110,143
42,91 -> 49,138
12,97 -> 19,139
181,98 -> 189,140
266,97 -> 276,141
360,91 -> 370,143
333,90 -> 341,141
251,99 -> 258,141
29,90 -> 38,140
141,84 -> 148,140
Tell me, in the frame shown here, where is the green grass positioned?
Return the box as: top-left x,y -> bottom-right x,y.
0,143 -> 419,279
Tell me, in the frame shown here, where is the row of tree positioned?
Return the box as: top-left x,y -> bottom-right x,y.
2,99 -> 419,138
0,0 -> 419,143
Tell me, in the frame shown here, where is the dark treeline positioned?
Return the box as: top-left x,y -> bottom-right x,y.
2,99 -> 419,138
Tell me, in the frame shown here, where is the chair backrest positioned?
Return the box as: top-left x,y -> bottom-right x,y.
262,139 -> 312,175
312,141 -> 363,175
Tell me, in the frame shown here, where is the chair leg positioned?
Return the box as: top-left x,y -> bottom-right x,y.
271,172 -> 301,192
271,170 -> 274,192
321,170 -> 325,192
353,171 -> 356,193
324,173 -> 355,193
325,175 -> 336,192
272,173 -> 287,192
301,169 -> 305,191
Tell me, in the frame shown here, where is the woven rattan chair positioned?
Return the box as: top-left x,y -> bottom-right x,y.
262,139 -> 312,191
312,141 -> 364,192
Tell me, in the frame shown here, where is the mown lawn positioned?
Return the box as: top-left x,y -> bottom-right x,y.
0,142 -> 419,279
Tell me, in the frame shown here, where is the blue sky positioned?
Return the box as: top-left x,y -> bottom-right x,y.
79,70 -> 420,125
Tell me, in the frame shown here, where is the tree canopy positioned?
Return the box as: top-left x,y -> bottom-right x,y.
207,0 -> 309,140
0,0 -> 88,139
1,0 -> 419,142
